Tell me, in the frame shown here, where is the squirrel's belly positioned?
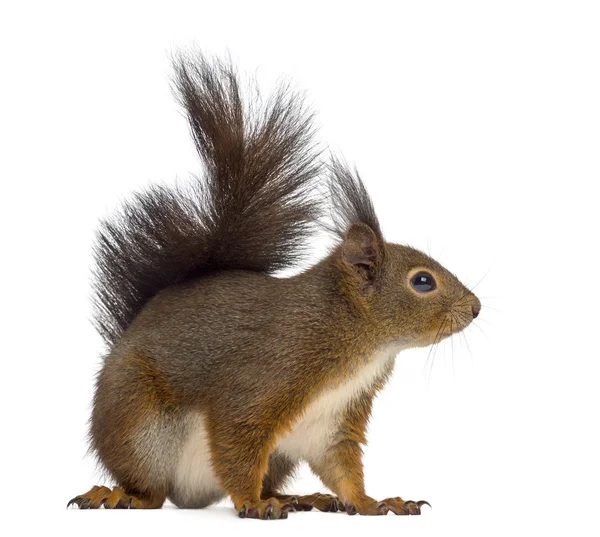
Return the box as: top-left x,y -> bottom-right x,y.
275,344 -> 400,462
169,414 -> 225,508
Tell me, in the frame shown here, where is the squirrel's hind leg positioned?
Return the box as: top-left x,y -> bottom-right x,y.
67,485 -> 165,509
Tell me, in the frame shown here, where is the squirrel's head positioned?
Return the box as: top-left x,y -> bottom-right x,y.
337,222 -> 481,348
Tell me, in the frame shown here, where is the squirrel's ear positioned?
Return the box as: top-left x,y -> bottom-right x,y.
341,222 -> 382,289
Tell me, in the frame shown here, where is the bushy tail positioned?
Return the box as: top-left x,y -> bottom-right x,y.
92,53 -> 323,346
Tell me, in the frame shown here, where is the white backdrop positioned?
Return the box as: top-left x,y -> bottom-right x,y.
1,1 -> 598,536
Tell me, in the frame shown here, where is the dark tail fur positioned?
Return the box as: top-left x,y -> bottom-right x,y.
92,53 -> 323,346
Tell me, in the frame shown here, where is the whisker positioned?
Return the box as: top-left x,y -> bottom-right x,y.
424,317 -> 447,385
428,318 -> 448,385
480,304 -> 502,313
423,317 -> 446,380
453,309 -> 470,321
463,332 -> 475,368
471,316 -> 494,326
455,307 -> 494,327
452,308 -> 491,348
454,268 -> 492,304
469,319 -> 491,343
468,268 -> 491,294
455,312 -> 475,366
449,314 -> 455,379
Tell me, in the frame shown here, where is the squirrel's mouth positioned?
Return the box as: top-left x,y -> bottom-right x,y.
448,304 -> 477,333
427,304 -> 478,346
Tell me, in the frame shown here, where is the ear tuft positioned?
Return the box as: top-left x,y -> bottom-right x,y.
341,222 -> 382,288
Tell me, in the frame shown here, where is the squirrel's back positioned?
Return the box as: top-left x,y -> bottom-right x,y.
92,54 -> 324,347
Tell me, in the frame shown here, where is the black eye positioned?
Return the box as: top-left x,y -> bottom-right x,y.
411,271 -> 436,293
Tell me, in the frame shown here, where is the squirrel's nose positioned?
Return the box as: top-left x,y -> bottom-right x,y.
472,303 -> 481,319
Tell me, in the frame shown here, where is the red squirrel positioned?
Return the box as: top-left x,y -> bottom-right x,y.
68,53 -> 481,519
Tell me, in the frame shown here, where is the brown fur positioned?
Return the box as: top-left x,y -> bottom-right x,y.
70,53 -> 480,519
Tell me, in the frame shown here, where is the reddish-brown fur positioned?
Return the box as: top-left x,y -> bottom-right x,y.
69,53 -> 480,519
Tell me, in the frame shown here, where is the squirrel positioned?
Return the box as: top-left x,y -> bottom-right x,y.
68,53 -> 481,520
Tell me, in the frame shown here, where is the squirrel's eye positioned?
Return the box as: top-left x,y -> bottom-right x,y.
411,271 -> 436,293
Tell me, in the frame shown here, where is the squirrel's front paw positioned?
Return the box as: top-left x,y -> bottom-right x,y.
346,497 -> 431,516
238,498 -> 294,520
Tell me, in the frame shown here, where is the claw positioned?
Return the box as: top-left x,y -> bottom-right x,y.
275,503 -> 293,519
417,500 -> 432,509
403,500 -> 418,514
262,504 -> 273,519
239,505 -> 247,518
68,497 -> 91,509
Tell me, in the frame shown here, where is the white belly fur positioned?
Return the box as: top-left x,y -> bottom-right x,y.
172,343 -> 402,498
172,413 -> 224,503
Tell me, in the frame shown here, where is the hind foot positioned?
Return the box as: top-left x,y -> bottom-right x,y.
67,485 -> 165,509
